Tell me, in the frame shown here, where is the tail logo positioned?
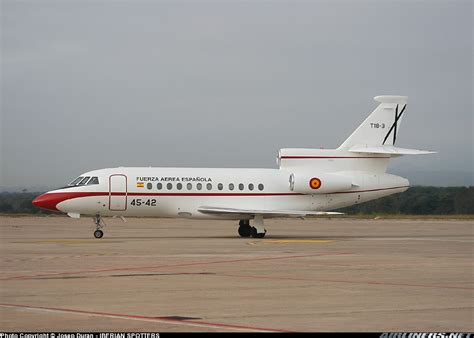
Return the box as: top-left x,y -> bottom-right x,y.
382,104 -> 406,145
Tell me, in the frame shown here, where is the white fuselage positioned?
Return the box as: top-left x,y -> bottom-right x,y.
43,159 -> 409,219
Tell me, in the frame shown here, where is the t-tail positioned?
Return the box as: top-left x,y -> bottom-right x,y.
279,95 -> 435,174
277,95 -> 435,204
338,95 -> 436,155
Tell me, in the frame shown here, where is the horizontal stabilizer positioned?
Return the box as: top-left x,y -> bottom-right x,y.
349,145 -> 436,156
198,206 -> 343,218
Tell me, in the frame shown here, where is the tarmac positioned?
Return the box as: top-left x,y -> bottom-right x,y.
0,216 -> 473,332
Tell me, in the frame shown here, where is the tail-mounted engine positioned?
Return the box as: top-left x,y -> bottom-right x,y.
289,172 -> 353,194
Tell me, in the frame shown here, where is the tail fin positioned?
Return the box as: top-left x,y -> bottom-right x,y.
339,95 -> 409,150
279,95 -> 434,175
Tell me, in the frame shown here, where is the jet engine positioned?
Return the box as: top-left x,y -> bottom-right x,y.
289,172 -> 353,194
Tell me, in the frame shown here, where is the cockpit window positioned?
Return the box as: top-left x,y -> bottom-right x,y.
69,177 -> 83,186
66,176 -> 99,188
87,177 -> 99,185
78,176 -> 91,185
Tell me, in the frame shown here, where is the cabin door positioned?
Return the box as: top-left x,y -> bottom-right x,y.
109,174 -> 127,211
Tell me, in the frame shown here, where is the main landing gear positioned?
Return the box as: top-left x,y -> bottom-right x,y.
93,215 -> 104,239
238,215 -> 266,238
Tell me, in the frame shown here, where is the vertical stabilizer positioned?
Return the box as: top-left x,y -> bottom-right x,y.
339,96 -> 408,150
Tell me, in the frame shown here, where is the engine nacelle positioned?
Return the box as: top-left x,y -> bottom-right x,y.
290,172 -> 353,194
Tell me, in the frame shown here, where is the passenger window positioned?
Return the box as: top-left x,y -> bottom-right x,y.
218,183 -> 223,191
248,183 -> 254,191
147,183 -> 152,190
258,183 -> 264,191
187,183 -> 192,190
229,183 -> 234,191
177,183 -> 182,190
78,176 -> 90,185
207,183 -> 212,190
167,183 -> 172,190
69,177 -> 83,186
87,177 -> 99,185
157,183 -> 162,190
238,183 -> 244,191
197,183 -> 202,190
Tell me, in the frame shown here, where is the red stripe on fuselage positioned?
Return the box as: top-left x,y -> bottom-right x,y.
280,156 -> 390,159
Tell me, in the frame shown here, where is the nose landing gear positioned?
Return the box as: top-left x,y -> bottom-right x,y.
94,229 -> 104,239
93,215 -> 105,239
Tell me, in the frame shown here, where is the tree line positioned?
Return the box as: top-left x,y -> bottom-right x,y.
338,186 -> 474,214
0,186 -> 473,215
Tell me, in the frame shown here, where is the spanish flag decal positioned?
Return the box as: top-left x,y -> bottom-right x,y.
136,182 -> 144,188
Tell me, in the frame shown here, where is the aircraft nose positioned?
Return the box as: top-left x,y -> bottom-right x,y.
32,193 -> 60,211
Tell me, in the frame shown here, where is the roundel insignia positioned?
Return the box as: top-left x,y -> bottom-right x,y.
309,177 -> 322,190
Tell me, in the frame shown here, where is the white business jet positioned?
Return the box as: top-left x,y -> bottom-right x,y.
33,95 -> 434,238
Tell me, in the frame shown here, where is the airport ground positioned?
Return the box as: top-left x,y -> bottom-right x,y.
0,216 -> 473,332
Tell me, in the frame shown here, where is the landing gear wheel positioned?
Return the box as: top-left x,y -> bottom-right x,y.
93,214 -> 105,239
94,229 -> 104,239
238,225 -> 252,237
251,227 -> 266,238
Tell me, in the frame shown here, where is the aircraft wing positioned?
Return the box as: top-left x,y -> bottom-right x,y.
198,206 -> 343,218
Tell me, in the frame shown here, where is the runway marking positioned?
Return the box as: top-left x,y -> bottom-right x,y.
0,252 -> 352,281
29,272 -> 216,280
358,237 -> 474,243
0,303 -> 289,332
13,239 -> 124,244
216,273 -> 474,291
247,239 -> 335,246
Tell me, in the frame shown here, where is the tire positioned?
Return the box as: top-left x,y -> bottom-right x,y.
94,230 -> 104,239
251,227 -> 266,238
238,226 -> 252,238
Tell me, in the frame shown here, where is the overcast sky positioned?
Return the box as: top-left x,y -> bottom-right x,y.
1,0 -> 472,190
